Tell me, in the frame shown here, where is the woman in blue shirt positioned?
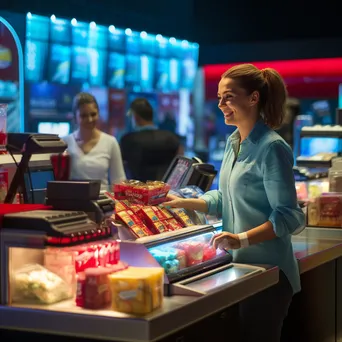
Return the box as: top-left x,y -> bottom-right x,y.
164,64 -> 305,342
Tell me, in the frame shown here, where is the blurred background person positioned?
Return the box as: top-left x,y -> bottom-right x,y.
63,92 -> 126,190
120,98 -> 180,181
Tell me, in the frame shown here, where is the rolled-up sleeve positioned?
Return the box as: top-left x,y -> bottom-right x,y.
263,140 -> 305,237
200,190 -> 223,216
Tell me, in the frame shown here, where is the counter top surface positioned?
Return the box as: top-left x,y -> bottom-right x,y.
293,227 -> 342,273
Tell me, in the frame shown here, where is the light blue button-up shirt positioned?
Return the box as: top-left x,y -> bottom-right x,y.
201,120 -> 305,293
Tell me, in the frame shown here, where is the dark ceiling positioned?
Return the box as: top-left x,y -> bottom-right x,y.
1,0 -> 341,44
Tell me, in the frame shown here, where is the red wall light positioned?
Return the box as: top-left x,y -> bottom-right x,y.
203,58 -> 342,100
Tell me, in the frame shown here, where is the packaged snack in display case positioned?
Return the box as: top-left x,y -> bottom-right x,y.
0,103 -> 7,154
137,207 -> 168,234
116,210 -> 153,238
0,168 -> 8,203
76,261 -> 128,308
109,267 -> 164,314
177,241 -> 204,266
12,264 -> 73,304
169,208 -> 194,227
84,267 -> 112,309
114,180 -> 170,205
308,193 -> 342,227
165,218 -> 183,231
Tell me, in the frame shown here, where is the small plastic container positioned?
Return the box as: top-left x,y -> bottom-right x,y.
308,193 -> 342,227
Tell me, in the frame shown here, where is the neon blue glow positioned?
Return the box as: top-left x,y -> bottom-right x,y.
0,16 -> 25,132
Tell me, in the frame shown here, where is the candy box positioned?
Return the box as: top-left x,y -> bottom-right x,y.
169,208 -> 194,227
137,207 -> 167,234
150,206 -> 168,221
308,194 -> 342,227
165,218 -> 183,231
116,210 -> 152,238
114,181 -> 170,205
158,206 -> 174,220
109,267 -> 164,315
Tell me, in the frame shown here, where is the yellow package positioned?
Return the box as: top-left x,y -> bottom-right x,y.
109,267 -> 164,315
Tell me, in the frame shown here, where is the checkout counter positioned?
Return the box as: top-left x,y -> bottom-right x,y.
0,134 -> 342,342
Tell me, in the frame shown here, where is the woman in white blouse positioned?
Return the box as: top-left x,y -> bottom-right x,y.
63,92 -> 126,190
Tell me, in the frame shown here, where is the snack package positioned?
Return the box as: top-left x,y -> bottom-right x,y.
115,201 -> 129,213
114,180 -> 170,205
165,218 -> 183,231
12,264 -> 72,304
137,207 -> 167,234
177,241 -> 204,266
169,208 -> 194,227
150,248 -> 186,273
203,244 -> 217,262
158,206 -> 174,220
0,168 -> 8,203
150,206 -> 168,221
109,267 -> 164,314
84,267 -> 112,310
116,210 -> 152,238
308,194 -> 342,227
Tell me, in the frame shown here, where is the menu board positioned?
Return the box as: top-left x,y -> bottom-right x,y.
88,48 -> 107,86
108,28 -> 126,52
125,54 -> 141,90
26,14 -> 49,41
71,46 -> 89,83
88,25 -> 108,50
72,22 -> 88,47
50,18 -> 71,44
140,55 -> 155,92
48,44 -> 71,84
169,58 -> 181,92
108,52 -> 125,89
25,40 -> 49,82
126,31 -> 140,54
155,59 -> 170,92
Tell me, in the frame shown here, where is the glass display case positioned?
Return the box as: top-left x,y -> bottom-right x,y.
120,224 -> 265,296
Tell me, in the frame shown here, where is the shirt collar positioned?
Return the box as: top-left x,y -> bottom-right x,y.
229,119 -> 267,145
136,125 -> 158,132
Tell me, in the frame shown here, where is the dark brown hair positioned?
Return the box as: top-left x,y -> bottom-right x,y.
221,64 -> 287,129
72,92 -> 99,116
130,98 -> 153,121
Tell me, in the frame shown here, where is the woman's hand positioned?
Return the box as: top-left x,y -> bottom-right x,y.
162,194 -> 209,213
162,194 -> 185,209
210,232 -> 241,250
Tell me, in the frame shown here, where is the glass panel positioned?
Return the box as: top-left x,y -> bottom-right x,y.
148,229 -> 225,276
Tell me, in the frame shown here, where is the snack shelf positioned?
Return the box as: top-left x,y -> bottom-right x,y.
296,158 -> 332,168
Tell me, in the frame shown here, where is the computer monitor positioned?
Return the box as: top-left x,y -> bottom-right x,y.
163,156 -> 194,190
300,137 -> 340,157
24,165 -> 55,204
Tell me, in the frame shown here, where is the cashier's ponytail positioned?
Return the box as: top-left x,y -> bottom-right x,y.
221,64 -> 287,129
260,68 -> 287,129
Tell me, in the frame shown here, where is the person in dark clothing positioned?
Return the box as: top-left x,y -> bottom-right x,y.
120,98 -> 180,181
